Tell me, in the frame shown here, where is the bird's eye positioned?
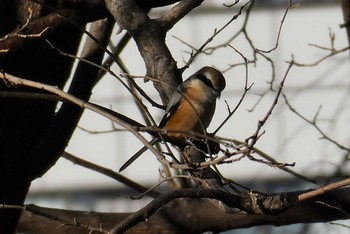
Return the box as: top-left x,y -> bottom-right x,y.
196,73 -> 214,89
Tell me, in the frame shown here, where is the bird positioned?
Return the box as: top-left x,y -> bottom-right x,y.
119,66 -> 226,172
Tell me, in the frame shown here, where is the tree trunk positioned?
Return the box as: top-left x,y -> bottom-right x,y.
0,1 -> 83,231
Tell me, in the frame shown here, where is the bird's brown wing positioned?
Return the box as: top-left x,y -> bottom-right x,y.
158,90 -> 182,128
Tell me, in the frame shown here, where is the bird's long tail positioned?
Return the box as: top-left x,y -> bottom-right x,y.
119,138 -> 160,172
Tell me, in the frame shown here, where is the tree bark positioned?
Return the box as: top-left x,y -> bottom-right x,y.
16,188 -> 350,233
104,0 -> 204,104
341,0 -> 350,47
0,2 -> 83,232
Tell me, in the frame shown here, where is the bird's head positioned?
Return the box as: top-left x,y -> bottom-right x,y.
192,66 -> 226,98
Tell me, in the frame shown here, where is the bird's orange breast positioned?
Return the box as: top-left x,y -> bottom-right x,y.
163,85 -> 215,140
164,101 -> 200,139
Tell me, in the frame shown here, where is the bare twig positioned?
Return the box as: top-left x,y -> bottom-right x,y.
291,28 -> 349,67
214,45 -> 252,135
202,0 -> 255,56
77,125 -> 124,134
291,46 -> 350,67
316,201 -> 350,217
283,94 -> 350,152
225,138 -> 319,184
124,175 -> 206,200
62,152 -> 159,198
256,0 -> 297,53
45,39 -> 160,129
180,0 -> 252,71
0,7 -> 48,42
1,204 -> 108,233
27,205 -> 108,233
0,72 -> 173,169
246,61 -> 293,149
0,72 -> 232,171
223,0 -> 240,7
298,177 -> 350,201
0,91 -> 63,101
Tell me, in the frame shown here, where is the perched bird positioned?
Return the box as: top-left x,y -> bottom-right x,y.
119,66 -> 226,171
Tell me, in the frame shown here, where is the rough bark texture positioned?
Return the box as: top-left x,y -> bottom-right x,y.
104,0 -> 204,104
17,188 -> 350,233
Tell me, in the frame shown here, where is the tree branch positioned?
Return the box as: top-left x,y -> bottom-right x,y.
17,188 -> 350,233
105,0 -> 180,105
158,0 -> 204,31
62,152 -> 159,198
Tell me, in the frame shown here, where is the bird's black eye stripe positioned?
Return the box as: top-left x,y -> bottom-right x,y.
196,73 -> 214,89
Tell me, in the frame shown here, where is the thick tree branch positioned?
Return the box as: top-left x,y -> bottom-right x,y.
109,188 -> 244,233
16,188 -> 350,233
104,0 -> 180,104
158,0 -> 204,30
136,0 -> 181,8
341,0 -> 350,47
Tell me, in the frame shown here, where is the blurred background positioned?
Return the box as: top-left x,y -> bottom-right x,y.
26,0 -> 350,233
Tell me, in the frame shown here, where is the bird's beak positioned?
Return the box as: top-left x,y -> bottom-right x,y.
212,89 -> 221,99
